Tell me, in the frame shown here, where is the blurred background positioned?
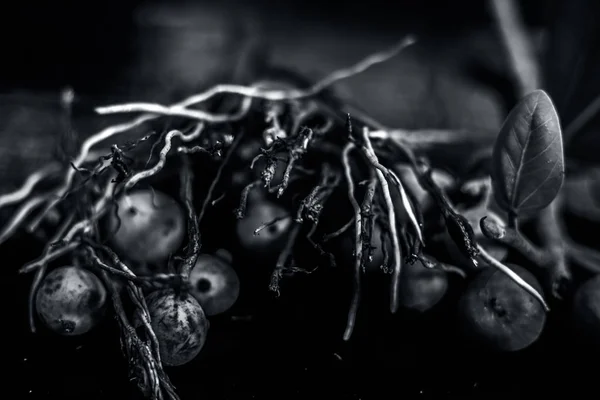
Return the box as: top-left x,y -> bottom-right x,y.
3,0 -> 600,398
0,0 -> 550,190
0,0 -> 555,104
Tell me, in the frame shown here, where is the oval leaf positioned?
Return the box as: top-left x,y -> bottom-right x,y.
491,90 -> 564,216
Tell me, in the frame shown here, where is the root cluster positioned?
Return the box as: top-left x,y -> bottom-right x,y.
0,35 -> 546,400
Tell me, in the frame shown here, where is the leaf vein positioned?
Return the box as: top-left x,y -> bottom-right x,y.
529,117 -> 555,136
523,128 -> 560,166
509,123 -> 534,210
516,158 -> 561,210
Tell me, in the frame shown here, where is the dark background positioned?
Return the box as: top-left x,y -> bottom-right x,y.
2,0 -> 600,398
0,0 -> 554,94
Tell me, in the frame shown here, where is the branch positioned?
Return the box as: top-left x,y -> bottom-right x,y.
480,216 -> 547,266
536,200 -> 571,299
489,0 -> 541,94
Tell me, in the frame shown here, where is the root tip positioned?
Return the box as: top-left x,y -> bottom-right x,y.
342,331 -> 352,342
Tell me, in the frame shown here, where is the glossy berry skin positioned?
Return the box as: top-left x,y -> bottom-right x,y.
235,195 -> 292,254
189,252 -> 240,316
142,289 -> 209,367
106,189 -> 186,266
35,266 -> 107,336
458,264 -> 546,352
340,222 -> 448,310
398,260 -> 448,312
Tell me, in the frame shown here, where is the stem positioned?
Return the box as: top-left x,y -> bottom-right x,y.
508,212 -> 518,231
537,200 -> 564,250
481,216 -> 547,267
490,0 -> 571,299
537,199 -> 571,298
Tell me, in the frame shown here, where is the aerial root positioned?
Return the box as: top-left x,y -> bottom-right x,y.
341,143 -> 362,341
97,36 -> 417,114
125,128 -> 204,190
359,129 -> 404,313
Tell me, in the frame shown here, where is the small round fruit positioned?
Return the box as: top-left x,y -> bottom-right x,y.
189,253 -> 240,316
572,275 -> 600,346
35,266 -> 107,336
236,138 -> 262,163
143,289 -> 209,366
106,189 -> 186,265
398,261 -> 449,312
458,264 -> 546,352
236,196 -> 292,253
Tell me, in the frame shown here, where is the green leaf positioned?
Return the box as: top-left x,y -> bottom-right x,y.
491,90 -> 564,216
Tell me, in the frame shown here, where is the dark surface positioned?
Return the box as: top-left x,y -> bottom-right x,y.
3,219 -> 600,399
3,0 -> 600,399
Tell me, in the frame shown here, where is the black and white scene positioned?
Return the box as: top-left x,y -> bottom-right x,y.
2,0 -> 600,398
